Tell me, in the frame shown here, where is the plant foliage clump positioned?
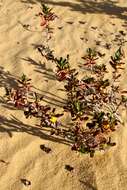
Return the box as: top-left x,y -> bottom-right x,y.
5,46 -> 127,157
64,47 -> 126,156
39,4 -> 58,27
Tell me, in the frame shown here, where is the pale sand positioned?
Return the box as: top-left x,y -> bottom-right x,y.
0,0 -> 127,189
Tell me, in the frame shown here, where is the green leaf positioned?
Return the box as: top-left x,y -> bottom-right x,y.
86,48 -> 97,58
41,4 -> 52,15
56,55 -> 69,70
112,47 -> 123,62
74,101 -> 81,112
21,73 -> 27,82
82,76 -> 95,84
94,111 -> 105,123
122,95 -> 127,102
79,145 -> 88,154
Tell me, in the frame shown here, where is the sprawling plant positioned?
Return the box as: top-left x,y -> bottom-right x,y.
5,45 -> 127,157
35,45 -> 126,156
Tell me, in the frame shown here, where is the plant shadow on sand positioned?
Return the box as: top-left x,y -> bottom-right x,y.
0,63 -> 66,111
0,67 -> 68,144
21,0 -> 127,22
0,114 -> 71,145
79,180 -> 97,190
0,66 -> 18,88
34,88 -> 67,108
0,66 -> 19,110
0,115 -> 97,190
21,56 -> 67,108
78,160 -> 98,190
21,57 -> 56,81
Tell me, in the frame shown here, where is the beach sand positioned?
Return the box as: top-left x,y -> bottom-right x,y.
0,0 -> 127,189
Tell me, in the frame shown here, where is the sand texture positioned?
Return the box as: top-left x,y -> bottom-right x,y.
0,0 -> 127,189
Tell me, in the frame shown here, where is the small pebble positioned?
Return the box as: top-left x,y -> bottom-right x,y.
21,179 -> 31,186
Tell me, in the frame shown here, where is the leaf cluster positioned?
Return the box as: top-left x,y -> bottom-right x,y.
5,46 -> 127,157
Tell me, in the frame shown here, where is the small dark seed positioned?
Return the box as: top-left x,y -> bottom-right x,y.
65,165 -> 74,171
40,144 -> 51,153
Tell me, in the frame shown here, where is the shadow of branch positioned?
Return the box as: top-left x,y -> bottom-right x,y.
0,115 -> 71,145
21,0 -> 127,22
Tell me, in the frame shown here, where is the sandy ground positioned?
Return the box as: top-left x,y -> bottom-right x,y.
0,0 -> 127,189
